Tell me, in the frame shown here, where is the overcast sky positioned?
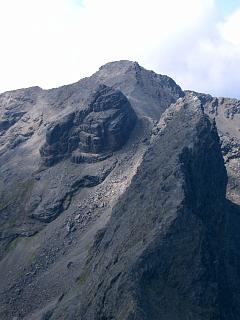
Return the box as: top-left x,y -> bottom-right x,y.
0,0 -> 239,98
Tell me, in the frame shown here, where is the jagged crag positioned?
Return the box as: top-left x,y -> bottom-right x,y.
0,61 -> 240,320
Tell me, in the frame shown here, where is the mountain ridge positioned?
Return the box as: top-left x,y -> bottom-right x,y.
0,60 -> 239,319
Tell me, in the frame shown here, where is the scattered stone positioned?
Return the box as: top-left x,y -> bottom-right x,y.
67,261 -> 73,269
74,214 -> 81,220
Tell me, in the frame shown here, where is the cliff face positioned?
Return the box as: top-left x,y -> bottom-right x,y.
50,94 -> 240,320
0,61 -> 240,320
189,91 -> 240,205
40,84 -> 137,166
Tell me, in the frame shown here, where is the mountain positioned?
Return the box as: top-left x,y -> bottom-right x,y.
0,61 -> 239,320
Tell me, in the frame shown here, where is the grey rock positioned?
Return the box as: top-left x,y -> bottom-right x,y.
91,60 -> 184,119
0,61 -> 240,320
51,94 -> 240,320
40,85 -> 137,166
186,90 -> 240,205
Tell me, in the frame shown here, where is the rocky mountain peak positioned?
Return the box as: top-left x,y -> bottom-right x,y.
0,61 -> 240,320
50,90 -> 232,320
92,60 -> 184,119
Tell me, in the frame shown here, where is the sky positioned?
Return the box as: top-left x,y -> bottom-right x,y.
0,0 -> 240,98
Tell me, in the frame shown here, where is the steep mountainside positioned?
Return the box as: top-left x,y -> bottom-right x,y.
50,93 -> 240,320
0,61 -> 183,258
0,61 -> 239,320
188,91 -> 240,204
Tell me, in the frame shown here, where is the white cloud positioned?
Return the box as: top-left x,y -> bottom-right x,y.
158,7 -> 240,98
220,10 -> 240,46
0,0 -> 239,98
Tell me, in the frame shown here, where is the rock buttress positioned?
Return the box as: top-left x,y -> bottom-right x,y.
51,95 -> 240,320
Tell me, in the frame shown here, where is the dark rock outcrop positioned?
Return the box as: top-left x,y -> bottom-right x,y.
0,61 -> 240,320
40,85 -> 137,166
50,94 -> 240,320
186,91 -> 240,205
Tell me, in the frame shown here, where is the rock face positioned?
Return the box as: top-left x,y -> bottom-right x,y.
50,94 -> 240,320
40,85 -> 137,166
90,60 -> 184,119
0,61 -> 240,320
186,91 -> 240,205
0,86 -> 42,134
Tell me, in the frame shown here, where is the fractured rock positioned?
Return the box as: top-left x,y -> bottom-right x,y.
40,85 -> 137,166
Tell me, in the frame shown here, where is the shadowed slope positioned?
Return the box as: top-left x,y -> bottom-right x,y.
51,94 -> 240,320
